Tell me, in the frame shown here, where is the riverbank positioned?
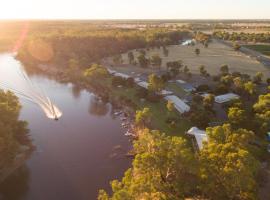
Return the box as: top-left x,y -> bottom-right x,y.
22,60 -> 191,136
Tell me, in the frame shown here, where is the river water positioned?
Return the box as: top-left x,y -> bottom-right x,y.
0,53 -> 131,200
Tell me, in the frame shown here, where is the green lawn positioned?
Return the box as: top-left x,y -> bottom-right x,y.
109,80 -> 191,135
244,44 -> 270,56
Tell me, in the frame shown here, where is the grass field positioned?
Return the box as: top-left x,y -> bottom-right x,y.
244,44 -> 270,56
110,82 -> 191,135
115,40 -> 270,79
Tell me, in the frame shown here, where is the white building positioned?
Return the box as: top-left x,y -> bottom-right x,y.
187,127 -> 208,150
114,72 -> 131,79
215,93 -> 240,104
160,90 -> 173,96
165,95 -> 190,114
107,69 -> 117,75
136,81 -> 148,89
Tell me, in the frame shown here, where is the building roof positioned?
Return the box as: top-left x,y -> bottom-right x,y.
114,72 -> 131,79
136,81 -> 148,89
160,90 -> 173,96
176,79 -> 186,84
165,95 -> 190,114
215,93 -> 240,104
187,127 -> 208,150
176,80 -> 196,92
107,69 -> 117,74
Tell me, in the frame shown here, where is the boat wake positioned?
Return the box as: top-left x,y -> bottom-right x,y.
0,55 -> 62,120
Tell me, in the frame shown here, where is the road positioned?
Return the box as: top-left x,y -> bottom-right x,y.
214,39 -> 270,67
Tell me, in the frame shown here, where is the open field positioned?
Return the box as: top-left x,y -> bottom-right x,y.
244,44 -> 270,56
117,40 -> 270,78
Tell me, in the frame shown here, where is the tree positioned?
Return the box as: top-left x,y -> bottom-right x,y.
162,46 -> 169,57
195,48 -> 200,56
99,129 -> 198,200
233,43 -> 241,51
199,65 -> 207,76
244,81 -> 257,98
228,107 -> 248,129
253,72 -> 263,84
253,93 -> 270,135
200,124 -> 259,200
137,54 -> 149,68
203,94 -> 215,111
0,90 -> 31,173
183,65 -> 190,74
84,64 -> 109,82
166,60 -> 183,77
150,54 -> 162,69
127,51 -> 134,64
148,74 -> 165,93
233,77 -> 244,94
220,75 -> 233,87
113,54 -> 123,65
135,107 -> 151,127
167,100 -> 175,113
220,64 -> 229,75
266,78 -> 270,85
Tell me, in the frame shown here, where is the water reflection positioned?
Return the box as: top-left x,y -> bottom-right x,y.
71,85 -> 81,99
0,166 -> 30,200
88,97 -> 109,116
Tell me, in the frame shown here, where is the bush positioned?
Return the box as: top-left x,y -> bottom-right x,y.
136,87 -> 148,98
196,84 -> 210,92
214,84 -> 229,95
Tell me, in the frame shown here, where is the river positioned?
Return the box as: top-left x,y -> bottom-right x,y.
0,53 -> 131,200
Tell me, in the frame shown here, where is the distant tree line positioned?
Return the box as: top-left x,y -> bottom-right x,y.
213,31 -> 270,43
17,26 -> 190,69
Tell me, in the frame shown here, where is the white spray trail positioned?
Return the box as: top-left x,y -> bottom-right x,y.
0,55 -> 62,120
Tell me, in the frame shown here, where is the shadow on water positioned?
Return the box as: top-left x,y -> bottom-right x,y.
71,85 -> 81,99
0,166 -> 30,200
88,97 -> 109,116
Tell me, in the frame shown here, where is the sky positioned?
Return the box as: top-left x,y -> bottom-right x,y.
0,0 -> 270,20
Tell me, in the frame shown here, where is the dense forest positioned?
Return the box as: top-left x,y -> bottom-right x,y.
0,90 -> 32,181
14,21 -> 190,68
213,31 -> 270,43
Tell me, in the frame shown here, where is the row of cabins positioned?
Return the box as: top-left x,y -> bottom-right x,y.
109,70 -> 240,151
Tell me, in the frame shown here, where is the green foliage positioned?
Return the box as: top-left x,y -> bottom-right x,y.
148,74 -> 165,93
200,124 -> 259,200
150,54 -> 162,68
84,63 -> 109,81
166,60 -> 183,77
127,51 -> 135,64
137,54 -> 149,68
220,64 -> 229,75
166,100 -> 175,113
233,43 -> 241,51
99,129 -> 198,200
17,22 -> 189,67
199,65 -> 207,76
195,48 -> 200,56
244,81 -> 257,97
203,94 -> 215,111
253,72 -> 263,84
113,54 -> 123,65
0,90 -> 30,171
135,107 -> 151,127
253,93 -> 270,135
228,107 -> 248,129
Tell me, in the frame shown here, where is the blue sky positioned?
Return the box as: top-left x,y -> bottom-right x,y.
1,0 -> 269,19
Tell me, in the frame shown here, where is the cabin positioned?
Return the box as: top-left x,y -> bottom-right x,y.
164,95 -> 190,114
176,80 -> 196,92
187,127 -> 208,150
215,93 -> 240,104
114,72 -> 131,79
